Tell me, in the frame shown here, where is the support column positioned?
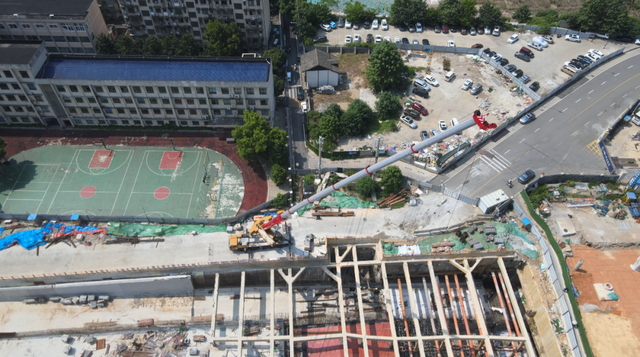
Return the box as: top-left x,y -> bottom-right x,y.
278,268 -> 306,357
403,262 -> 426,357
422,277 -> 443,357
380,263 -> 400,356
270,269 -> 276,357
461,259 -> 495,357
237,271 -> 246,357
498,258 -> 536,357
210,273 -> 220,340
428,261 -> 454,357
353,251 -> 370,356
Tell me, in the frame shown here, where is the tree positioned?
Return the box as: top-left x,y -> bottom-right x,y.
267,127 -> 289,166
0,137 -> 6,161
95,34 -> 116,55
379,166 -> 404,195
438,0 -> 460,26
365,41 -> 410,93
203,20 -> 244,57
273,76 -> 284,97
513,5 -> 532,23
133,37 -> 146,54
356,176 -> 377,199
142,36 -> 163,56
303,173 -> 316,186
375,91 -> 402,121
478,2 -> 503,28
344,1 -> 376,24
319,103 -> 344,141
577,0 -> 628,35
271,193 -> 289,209
390,0 -> 428,26
232,111 -> 271,162
263,48 -> 287,72
271,164 -> 287,185
161,36 -> 180,56
424,7 -> 441,27
115,35 -> 136,55
177,34 -> 201,56
458,0 -> 478,29
341,99 -> 374,137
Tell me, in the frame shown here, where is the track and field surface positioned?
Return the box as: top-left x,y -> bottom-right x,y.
0,146 -> 244,219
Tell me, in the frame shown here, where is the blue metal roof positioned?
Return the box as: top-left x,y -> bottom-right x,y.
39,58 -> 270,82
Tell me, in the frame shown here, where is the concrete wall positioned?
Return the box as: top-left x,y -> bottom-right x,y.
306,70 -> 339,88
0,275 -> 193,301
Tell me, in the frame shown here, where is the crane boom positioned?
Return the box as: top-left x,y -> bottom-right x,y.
261,118 -> 480,230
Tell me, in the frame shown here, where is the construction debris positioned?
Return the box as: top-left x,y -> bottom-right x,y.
376,189 -> 410,208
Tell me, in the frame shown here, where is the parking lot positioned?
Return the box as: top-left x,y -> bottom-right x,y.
316,25 -> 628,152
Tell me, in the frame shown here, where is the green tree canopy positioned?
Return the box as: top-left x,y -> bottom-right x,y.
375,91 -> 402,121
232,111 -> 272,162
458,0 -> 478,29
271,164 -> 287,185
319,103 -> 344,142
142,36 -> 163,55
95,34 -> 116,55
161,36 -> 180,56
356,176 -> 377,199
177,34 -> 201,56
344,1 -> 376,24
513,5 -> 532,23
577,0 -> 629,35
438,0 -> 460,26
263,48 -> 287,72
115,35 -> 136,55
424,7 -> 441,26
341,99 -> 374,137
274,76 -> 284,97
379,166 -> 404,195
267,127 -> 289,166
203,20 -> 244,57
271,193 -> 289,209
478,2 -> 503,28
390,0 -> 429,26
365,41 -> 410,93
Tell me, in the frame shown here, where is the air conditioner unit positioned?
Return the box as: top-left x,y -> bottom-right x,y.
250,17 -> 255,20
229,94 -> 234,97
234,95 -> 240,98
13,14 -> 19,19
38,111 -> 44,115
69,115 -> 74,118
249,106 -> 254,110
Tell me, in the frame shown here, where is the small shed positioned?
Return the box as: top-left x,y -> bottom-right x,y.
300,49 -> 342,88
477,189 -> 509,214
623,191 -> 637,205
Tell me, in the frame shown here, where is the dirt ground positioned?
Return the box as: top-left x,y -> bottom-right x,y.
566,245 -> 640,357
313,53 -> 369,112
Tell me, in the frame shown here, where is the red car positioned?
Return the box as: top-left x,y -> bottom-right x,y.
412,102 -> 428,115
442,24 -> 449,34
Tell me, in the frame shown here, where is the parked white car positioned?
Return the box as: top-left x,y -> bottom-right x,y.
381,19 -> 389,31
375,35 -> 382,43
400,115 -> 418,129
345,19 -> 352,29
565,34 -> 581,42
384,36 -> 391,42
372,19 -> 379,30
484,26 -> 491,35
491,53 -> 503,61
438,120 -> 448,131
528,42 -> 543,51
507,34 -> 519,43
320,24 -> 331,31
416,22 -> 423,33
447,40 -> 455,47
532,36 -> 548,47
353,34 -> 361,43
589,49 -> 604,58
395,36 -> 401,43
423,74 -> 439,86
586,52 -> 599,61
345,35 -> 352,44
461,78 -> 473,90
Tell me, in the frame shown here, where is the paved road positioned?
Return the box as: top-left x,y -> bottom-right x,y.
436,51 -> 640,198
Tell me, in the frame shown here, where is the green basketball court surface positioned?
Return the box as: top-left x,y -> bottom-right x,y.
0,146 -> 244,219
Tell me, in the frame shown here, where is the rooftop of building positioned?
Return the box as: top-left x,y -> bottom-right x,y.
37,55 -> 272,83
0,41 -> 41,65
300,49 -> 341,73
0,0 -> 94,19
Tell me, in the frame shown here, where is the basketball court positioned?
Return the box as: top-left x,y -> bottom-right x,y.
0,146 -> 244,219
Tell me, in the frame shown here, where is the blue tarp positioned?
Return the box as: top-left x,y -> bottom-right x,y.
0,223 -> 102,251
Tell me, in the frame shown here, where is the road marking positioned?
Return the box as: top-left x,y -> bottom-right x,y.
610,102 -> 615,107
534,144 -> 539,148
479,155 -> 502,173
584,121 -> 590,126
568,71 -> 640,123
575,98 -> 581,103
598,112 -> 603,116
623,93 -> 628,97
534,128 -> 540,132
562,108 -> 568,113
636,85 -> 640,89
490,149 -> 512,166
520,138 -> 526,143
549,118 -> 555,122
516,158 -> 521,162
614,73 -> 620,77
543,137 -> 548,142
588,90 -> 594,94
470,170 -> 503,196
504,149 -> 511,155
629,65 -> 634,69
601,81 -> 606,85
525,150 -> 530,155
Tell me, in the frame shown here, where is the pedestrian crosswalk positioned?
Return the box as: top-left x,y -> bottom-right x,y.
478,148 -> 512,173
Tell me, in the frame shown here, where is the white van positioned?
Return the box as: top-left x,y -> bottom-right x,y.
532,36 -> 548,47
444,71 -> 455,82
450,118 -> 459,127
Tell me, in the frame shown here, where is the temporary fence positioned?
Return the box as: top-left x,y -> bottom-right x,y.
481,53 -> 541,100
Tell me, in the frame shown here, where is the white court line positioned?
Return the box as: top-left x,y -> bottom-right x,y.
121,150 -> 145,216
4,198 -> 45,201
2,164 -> 28,208
130,191 -> 197,195
186,151 -> 203,218
479,155 -> 502,173
58,191 -> 121,194
47,149 -> 80,214
35,164 -> 61,213
6,190 -> 48,193
534,128 -> 540,133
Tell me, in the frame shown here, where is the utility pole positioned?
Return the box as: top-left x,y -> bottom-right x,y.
374,137 -> 382,164
317,136 -> 324,177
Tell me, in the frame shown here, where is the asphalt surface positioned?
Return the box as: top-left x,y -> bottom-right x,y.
436,50 -> 640,198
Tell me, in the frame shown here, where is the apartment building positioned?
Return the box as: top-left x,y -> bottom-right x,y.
0,41 -> 275,128
0,0 -> 108,54
118,0 -> 270,50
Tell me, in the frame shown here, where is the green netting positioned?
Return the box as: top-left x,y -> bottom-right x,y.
106,222 -> 226,237
297,191 -> 377,215
383,221 -> 539,258
607,292 -> 619,301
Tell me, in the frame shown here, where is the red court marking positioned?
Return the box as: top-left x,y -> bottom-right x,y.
80,186 -> 97,199
89,150 -> 114,169
154,187 -> 170,200
159,151 -> 183,170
